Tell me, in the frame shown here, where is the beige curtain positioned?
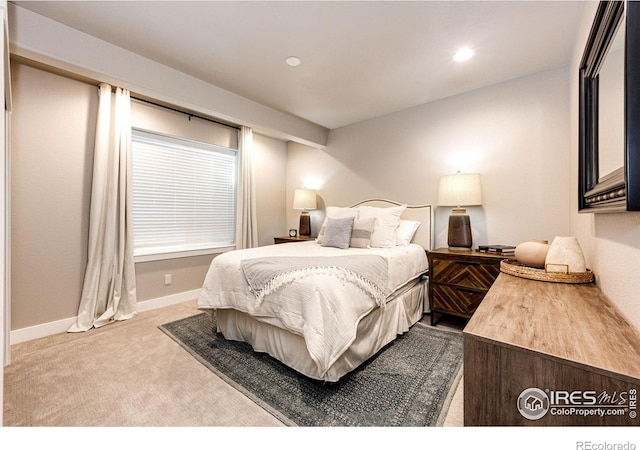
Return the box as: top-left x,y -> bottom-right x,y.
68,83 -> 137,332
235,126 -> 258,249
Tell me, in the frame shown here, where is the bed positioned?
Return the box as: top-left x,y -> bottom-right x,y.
197,199 -> 434,382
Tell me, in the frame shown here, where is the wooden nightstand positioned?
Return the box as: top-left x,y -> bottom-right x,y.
274,236 -> 316,244
427,248 -> 508,326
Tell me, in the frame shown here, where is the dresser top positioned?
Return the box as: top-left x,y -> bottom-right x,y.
464,273 -> 640,381
428,247 -> 510,260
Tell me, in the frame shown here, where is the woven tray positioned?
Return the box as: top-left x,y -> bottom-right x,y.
500,260 -> 595,284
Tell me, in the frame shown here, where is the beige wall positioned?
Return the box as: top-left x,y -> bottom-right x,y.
135,255 -> 214,302
10,61 -> 287,329
570,3 -> 640,332
254,133 -> 287,246
131,100 -> 239,149
11,61 -> 96,329
287,67 -> 571,250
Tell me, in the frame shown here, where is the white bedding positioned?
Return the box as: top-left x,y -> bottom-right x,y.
197,241 -> 427,378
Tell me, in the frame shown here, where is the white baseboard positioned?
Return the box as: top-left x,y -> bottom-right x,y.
136,289 -> 200,312
10,289 -> 200,345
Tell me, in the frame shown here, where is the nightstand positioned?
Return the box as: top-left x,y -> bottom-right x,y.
274,236 -> 316,244
427,248 -> 508,326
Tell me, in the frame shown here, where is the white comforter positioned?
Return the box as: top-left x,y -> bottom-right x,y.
197,241 -> 427,378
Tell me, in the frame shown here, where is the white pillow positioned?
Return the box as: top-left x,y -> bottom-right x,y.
316,206 -> 359,244
357,204 -> 406,248
396,220 -> 421,246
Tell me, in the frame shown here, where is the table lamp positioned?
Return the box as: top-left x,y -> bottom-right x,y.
293,189 -> 317,236
437,173 -> 482,248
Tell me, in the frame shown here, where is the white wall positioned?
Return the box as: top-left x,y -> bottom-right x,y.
570,2 -> 640,332
287,67 -> 571,250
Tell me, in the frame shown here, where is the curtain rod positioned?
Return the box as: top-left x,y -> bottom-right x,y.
130,96 -> 241,131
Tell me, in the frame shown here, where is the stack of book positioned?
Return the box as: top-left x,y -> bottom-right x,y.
477,245 -> 516,256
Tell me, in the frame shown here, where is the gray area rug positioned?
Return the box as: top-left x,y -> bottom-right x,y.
159,313 -> 463,427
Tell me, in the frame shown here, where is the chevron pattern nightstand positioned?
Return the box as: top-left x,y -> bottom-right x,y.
427,248 -> 508,326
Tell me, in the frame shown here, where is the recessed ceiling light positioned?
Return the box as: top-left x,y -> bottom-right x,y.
285,56 -> 301,67
453,47 -> 475,62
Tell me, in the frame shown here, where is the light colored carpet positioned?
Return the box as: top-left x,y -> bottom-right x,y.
3,300 -> 463,427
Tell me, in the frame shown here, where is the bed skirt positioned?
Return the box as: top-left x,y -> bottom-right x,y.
206,277 -> 427,382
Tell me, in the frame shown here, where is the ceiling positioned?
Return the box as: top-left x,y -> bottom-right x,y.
13,1 -> 585,130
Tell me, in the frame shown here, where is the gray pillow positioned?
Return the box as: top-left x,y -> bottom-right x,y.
350,217 -> 376,248
321,216 -> 355,249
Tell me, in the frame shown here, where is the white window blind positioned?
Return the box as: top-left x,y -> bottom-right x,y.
131,129 -> 237,258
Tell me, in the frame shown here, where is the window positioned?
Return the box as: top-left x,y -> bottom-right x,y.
131,129 -> 237,260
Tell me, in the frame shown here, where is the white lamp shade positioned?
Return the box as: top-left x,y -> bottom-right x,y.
293,189 -> 317,210
437,173 -> 483,207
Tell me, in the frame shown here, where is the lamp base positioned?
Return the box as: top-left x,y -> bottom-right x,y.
299,211 -> 311,236
448,212 -> 472,248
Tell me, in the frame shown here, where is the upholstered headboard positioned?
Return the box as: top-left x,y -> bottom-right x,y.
349,199 -> 434,251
